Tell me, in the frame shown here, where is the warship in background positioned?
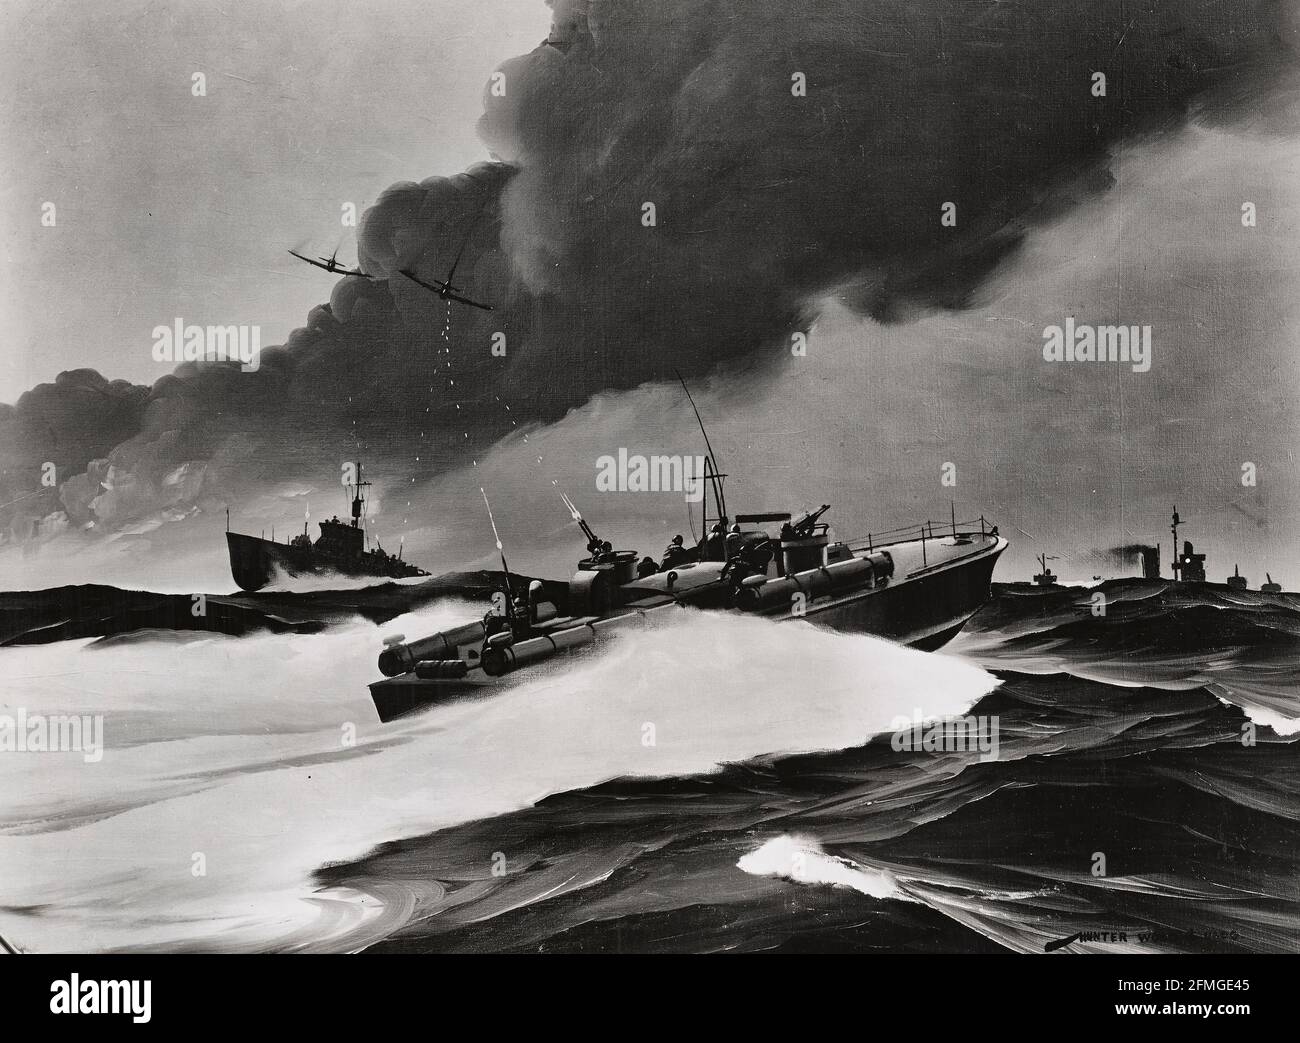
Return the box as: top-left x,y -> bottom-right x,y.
1021,507 -> 1287,592
1032,553 -> 1059,587
225,464 -> 428,592
1225,564 -> 1282,592
1165,507 -> 1285,590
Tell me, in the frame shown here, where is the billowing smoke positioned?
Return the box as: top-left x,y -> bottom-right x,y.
2,0 -> 1295,557
1102,544 -> 1160,572
1110,543 -> 1158,560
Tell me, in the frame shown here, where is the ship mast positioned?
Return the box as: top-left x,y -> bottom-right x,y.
1170,506 -> 1180,580
349,461 -> 373,548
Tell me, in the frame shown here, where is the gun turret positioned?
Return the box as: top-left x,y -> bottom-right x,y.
578,518 -> 603,555
560,491 -> 608,556
789,504 -> 831,538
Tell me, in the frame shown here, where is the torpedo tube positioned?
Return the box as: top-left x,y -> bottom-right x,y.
735,551 -> 894,611
378,619 -> 488,677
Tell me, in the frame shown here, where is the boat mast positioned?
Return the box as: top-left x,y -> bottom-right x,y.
481,488 -> 515,622
675,371 -> 727,531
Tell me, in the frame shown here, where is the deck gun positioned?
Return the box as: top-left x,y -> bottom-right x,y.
560,492 -> 611,556
786,504 -> 831,539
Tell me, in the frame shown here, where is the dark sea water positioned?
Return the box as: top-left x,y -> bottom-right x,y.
3,579 -> 1298,953
321,580 -> 1300,954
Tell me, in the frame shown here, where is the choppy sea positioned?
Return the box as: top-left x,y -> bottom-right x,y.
2,579 -> 1297,953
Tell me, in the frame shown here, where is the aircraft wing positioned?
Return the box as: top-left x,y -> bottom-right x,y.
399,269 -> 447,293
399,269 -> 491,310
399,268 -> 428,287
443,290 -> 493,312
289,250 -> 338,272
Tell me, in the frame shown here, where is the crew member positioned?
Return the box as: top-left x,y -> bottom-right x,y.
661,534 -> 693,569
699,522 -> 725,560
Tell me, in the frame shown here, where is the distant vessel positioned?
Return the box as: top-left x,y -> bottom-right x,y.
1140,545 -> 1161,579
1169,507 -> 1207,583
225,463 -> 428,592
1141,510 -> 1283,592
1032,553 -> 1059,587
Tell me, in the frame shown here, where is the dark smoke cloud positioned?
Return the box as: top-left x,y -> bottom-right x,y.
1,370 -> 149,541
481,0 -> 1293,338
1112,543 -> 1159,557
2,0 -> 1295,549
1106,543 -> 1160,568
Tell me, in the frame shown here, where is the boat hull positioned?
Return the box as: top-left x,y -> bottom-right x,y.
767,536 -> 1006,648
226,531 -> 427,592
368,535 -> 1007,722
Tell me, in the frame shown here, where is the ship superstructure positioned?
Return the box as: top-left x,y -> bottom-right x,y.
226,463 -> 428,591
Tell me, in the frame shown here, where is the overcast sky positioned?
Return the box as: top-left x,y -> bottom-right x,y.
1,0 -> 1296,589
0,0 -> 549,403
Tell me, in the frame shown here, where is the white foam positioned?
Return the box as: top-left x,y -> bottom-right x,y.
738,834 -> 909,900
258,564 -> 432,594
0,607 -> 994,952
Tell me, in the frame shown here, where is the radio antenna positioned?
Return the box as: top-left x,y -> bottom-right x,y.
674,369 -> 726,522
481,488 -> 514,610
675,370 -> 719,472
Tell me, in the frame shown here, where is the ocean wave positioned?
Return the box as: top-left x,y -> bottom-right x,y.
0,606 -> 996,953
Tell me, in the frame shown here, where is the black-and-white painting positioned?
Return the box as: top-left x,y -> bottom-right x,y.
2,0 -> 1298,957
